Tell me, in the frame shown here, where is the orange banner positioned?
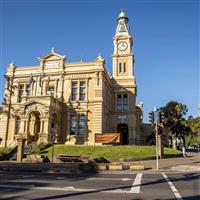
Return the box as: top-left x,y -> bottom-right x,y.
95,133 -> 121,144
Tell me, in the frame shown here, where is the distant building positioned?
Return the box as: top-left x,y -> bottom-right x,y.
0,11 -> 145,147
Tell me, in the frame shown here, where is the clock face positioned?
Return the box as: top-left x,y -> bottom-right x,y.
118,42 -> 128,51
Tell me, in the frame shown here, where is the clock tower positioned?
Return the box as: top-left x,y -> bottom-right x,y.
112,10 -> 135,79
112,10 -> 137,145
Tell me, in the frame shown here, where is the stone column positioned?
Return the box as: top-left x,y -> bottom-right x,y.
16,137 -> 25,162
43,81 -> 47,95
43,118 -> 50,141
55,80 -> 58,98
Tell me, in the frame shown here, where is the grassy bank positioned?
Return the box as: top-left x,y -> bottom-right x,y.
40,145 -> 181,159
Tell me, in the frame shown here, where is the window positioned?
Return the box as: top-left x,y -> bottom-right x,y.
123,94 -> 128,111
18,85 -> 24,102
70,115 -> 86,135
117,94 -> 122,111
119,63 -> 126,73
71,82 -> 78,101
48,86 -> 55,95
15,116 -> 21,134
80,82 -> 86,101
119,63 -> 122,73
70,115 -> 77,135
78,115 -> 86,135
123,63 -> 126,73
116,93 -> 128,111
26,84 -> 31,96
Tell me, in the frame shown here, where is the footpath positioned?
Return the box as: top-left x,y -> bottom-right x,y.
0,152 -> 199,173
142,152 -> 200,172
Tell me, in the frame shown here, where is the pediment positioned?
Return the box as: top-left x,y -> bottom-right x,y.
118,88 -> 126,92
22,100 -> 47,108
39,49 -> 66,70
42,53 -> 65,61
22,100 -> 49,116
39,49 -> 65,62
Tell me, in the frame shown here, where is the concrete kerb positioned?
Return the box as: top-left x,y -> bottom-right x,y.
1,152 -> 199,173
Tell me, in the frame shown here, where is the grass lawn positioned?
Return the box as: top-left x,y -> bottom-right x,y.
40,145 -> 181,159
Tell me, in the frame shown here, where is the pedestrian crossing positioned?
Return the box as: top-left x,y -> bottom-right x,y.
0,172 -> 189,199
130,173 -> 142,193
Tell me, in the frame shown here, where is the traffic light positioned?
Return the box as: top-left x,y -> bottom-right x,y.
158,112 -> 165,124
149,111 -> 155,124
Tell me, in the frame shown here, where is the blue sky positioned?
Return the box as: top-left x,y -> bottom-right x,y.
0,0 -> 199,122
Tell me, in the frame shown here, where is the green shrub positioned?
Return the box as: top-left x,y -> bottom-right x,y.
0,147 -> 12,156
31,143 -> 52,154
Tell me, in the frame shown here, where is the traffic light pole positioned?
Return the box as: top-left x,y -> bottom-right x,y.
154,107 -> 159,171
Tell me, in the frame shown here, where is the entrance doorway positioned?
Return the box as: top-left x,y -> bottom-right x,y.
117,123 -> 129,145
27,111 -> 41,143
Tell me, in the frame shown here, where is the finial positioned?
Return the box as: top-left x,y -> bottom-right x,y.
80,57 -> 83,62
9,60 -> 15,67
121,8 -> 124,13
96,53 -> 104,61
51,47 -> 55,53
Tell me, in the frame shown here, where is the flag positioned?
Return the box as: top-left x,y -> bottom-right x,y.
28,73 -> 33,87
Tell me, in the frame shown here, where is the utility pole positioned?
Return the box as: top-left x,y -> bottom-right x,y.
154,106 -> 159,171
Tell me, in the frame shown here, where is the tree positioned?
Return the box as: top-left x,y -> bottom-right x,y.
160,101 -> 189,156
187,116 -> 200,146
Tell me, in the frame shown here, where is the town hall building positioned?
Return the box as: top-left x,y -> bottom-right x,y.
0,11 -> 146,147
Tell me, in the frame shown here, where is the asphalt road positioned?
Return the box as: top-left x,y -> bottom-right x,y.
0,171 -> 199,200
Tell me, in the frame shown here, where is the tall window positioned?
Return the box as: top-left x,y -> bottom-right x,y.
18,85 -> 24,102
70,115 -> 77,135
26,84 -> 31,96
15,116 -> 21,134
71,82 -> 78,101
80,82 -> 86,101
70,115 -> 86,135
117,94 -> 122,111
123,63 -> 126,73
78,115 -> 86,135
123,94 -> 128,111
119,63 -> 122,73
119,62 -> 126,73
116,93 -> 128,111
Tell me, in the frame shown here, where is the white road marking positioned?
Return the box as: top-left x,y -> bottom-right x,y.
162,173 -> 183,200
87,177 -> 132,181
130,173 -> 142,193
57,177 -> 66,180
122,178 -> 131,181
